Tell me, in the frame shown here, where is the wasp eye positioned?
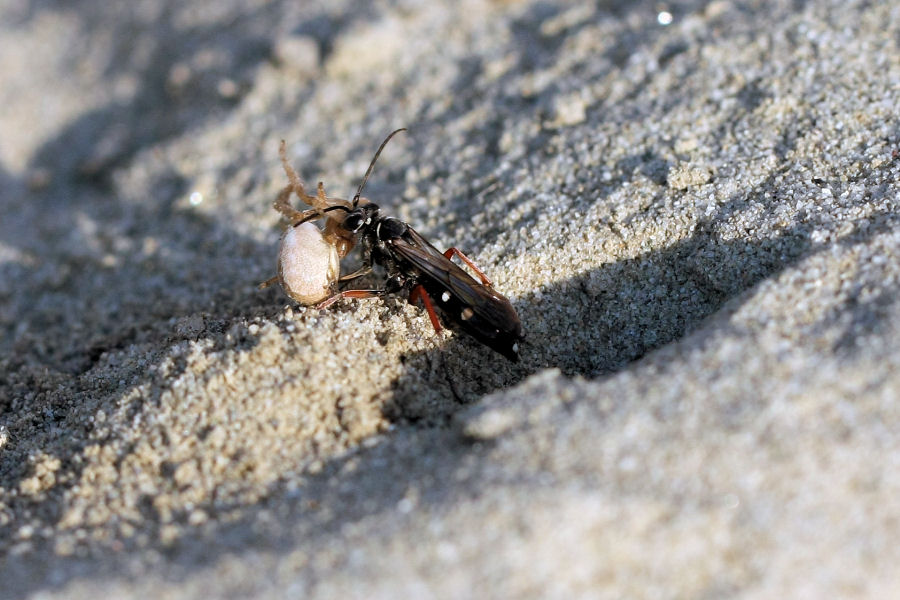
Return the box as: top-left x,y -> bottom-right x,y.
343,212 -> 364,232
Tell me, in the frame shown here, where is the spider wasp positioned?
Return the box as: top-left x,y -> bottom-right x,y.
262,129 -> 523,361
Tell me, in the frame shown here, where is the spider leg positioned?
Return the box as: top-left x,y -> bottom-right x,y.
258,276 -> 279,290
339,265 -> 373,283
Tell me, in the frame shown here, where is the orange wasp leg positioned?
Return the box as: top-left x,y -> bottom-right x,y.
409,284 -> 443,333
443,247 -> 493,287
316,289 -> 384,310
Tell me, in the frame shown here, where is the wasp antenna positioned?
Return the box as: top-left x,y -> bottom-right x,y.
297,204 -> 352,225
353,128 -> 407,207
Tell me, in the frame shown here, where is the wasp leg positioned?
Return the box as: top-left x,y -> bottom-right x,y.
316,289 -> 385,310
442,247 -> 494,287
258,276 -> 279,290
409,284 -> 442,333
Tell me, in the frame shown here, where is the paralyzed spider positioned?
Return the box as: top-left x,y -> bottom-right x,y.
259,141 -> 357,305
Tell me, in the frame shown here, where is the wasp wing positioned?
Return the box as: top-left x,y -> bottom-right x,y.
388,227 -> 520,331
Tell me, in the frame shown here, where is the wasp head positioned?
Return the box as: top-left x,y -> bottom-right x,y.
342,203 -> 380,233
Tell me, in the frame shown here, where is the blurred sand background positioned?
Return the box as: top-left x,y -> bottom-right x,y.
1,0 -> 899,597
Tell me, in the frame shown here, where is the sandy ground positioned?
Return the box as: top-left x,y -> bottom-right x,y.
1,0 -> 899,597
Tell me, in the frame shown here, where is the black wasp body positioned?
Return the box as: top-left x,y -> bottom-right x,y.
331,202 -> 523,361
304,130 -> 523,361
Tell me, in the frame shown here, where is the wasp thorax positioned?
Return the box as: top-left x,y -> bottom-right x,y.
277,222 -> 340,305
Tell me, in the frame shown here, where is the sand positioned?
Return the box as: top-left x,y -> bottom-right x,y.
2,0 -> 899,597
